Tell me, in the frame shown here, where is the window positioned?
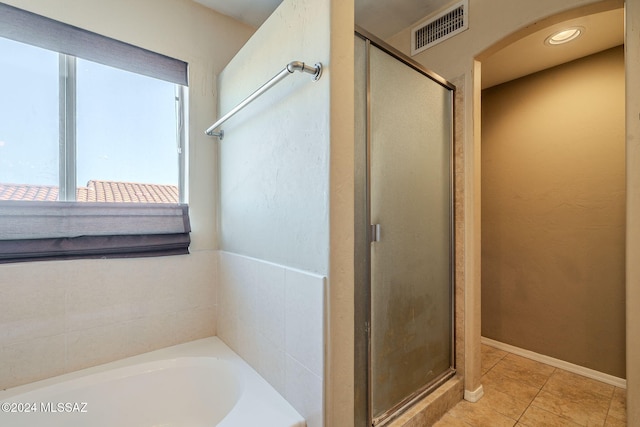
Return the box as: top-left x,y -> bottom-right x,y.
0,38 -> 58,190
75,59 -> 182,203
0,3 -> 190,262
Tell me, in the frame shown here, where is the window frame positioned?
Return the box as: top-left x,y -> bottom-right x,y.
54,53 -> 188,203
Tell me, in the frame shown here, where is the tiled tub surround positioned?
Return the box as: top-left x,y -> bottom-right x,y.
217,251 -> 325,427
0,250 -> 218,391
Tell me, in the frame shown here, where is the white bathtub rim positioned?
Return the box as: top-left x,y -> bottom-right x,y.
1,338 -> 236,397
0,337 -> 305,427
1,356 -> 236,400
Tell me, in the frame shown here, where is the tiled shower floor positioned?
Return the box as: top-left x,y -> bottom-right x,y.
434,344 -> 627,426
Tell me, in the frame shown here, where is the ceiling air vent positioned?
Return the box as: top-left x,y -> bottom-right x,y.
411,0 -> 468,56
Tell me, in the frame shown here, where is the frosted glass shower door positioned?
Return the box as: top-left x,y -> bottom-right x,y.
369,44 -> 454,422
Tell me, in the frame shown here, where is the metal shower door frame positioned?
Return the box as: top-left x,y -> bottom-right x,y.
354,27 -> 457,427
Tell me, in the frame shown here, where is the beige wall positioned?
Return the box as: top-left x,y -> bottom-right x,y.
0,0 -> 254,390
326,0 -> 356,425
217,0 -> 330,275
481,46 -> 625,377
626,0 -> 640,422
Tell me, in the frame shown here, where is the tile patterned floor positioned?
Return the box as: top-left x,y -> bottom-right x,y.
434,344 -> 627,427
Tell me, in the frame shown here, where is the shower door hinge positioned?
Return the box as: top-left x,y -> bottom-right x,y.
370,224 -> 381,243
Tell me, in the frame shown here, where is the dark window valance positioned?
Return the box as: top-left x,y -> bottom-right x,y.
0,2 -> 188,85
0,202 -> 191,263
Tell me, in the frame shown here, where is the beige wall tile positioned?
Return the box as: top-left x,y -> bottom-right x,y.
254,261 -> 286,348
127,279 -> 182,320
65,323 -> 133,372
174,306 -> 216,343
172,263 -> 217,312
254,331 -> 286,396
0,280 -> 65,346
1,252 -> 218,390
65,278 -> 134,332
216,301 -> 238,351
0,335 -> 66,390
126,314 -> 178,355
285,270 -> 325,378
285,354 -> 323,427
235,317 -> 260,369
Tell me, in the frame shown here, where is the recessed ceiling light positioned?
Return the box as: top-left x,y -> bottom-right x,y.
545,27 -> 584,45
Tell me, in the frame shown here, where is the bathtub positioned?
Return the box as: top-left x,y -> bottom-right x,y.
0,337 -> 305,427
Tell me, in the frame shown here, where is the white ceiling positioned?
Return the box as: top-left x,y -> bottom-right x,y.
193,0 -> 452,37
355,0 -> 454,39
193,0 -> 282,28
192,0 -> 624,88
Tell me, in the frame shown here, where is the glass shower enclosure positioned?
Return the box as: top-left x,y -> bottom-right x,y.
354,30 -> 456,426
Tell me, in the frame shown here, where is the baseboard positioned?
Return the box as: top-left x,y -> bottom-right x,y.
481,336 -> 627,389
463,384 -> 484,402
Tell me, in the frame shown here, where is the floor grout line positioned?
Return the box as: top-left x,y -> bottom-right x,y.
513,365 -> 554,424
437,346 -> 624,427
470,347 -> 621,427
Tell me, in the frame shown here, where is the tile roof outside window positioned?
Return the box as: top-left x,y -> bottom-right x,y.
0,181 -> 179,203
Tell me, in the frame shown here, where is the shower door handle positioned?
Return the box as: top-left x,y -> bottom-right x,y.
370,224 -> 381,243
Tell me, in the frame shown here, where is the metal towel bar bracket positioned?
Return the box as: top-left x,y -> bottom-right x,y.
205,61 -> 323,139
